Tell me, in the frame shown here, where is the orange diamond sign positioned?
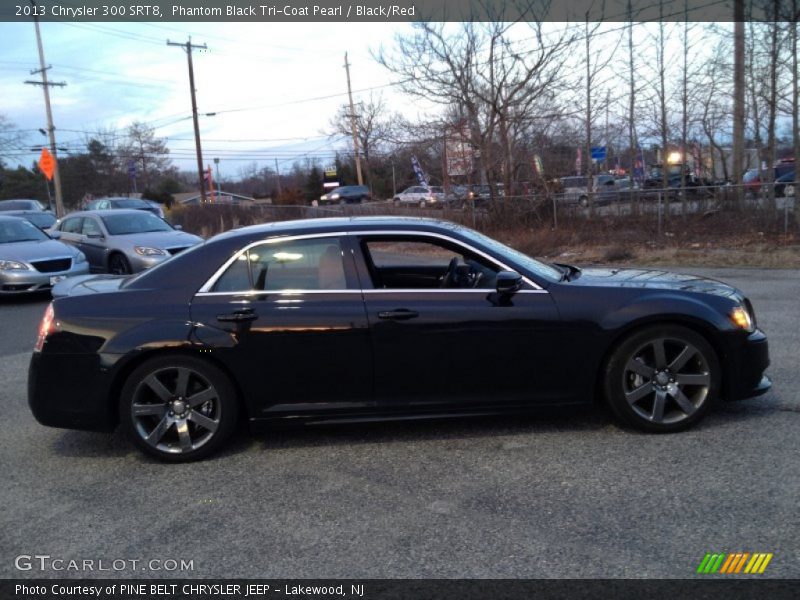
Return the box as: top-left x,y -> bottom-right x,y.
38,147 -> 55,181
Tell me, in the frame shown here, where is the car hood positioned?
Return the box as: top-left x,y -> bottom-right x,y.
111,230 -> 202,249
51,274 -> 127,298
0,238 -> 78,262
568,267 -> 742,299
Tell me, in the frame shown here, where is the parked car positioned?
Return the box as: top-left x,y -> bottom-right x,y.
85,197 -> 165,218
743,161 -> 795,195
560,175 -> 617,206
319,185 -> 371,205
29,217 -> 770,461
49,209 -> 202,274
774,171 -> 795,198
393,186 -> 444,207
3,210 -> 57,231
180,192 -> 255,206
0,199 -> 49,212
0,215 -> 89,294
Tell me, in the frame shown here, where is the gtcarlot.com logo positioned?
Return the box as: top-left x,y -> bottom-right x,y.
14,555 -> 194,572
696,552 -> 773,574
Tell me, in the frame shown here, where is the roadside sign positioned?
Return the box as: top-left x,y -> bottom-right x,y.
591,146 -> 607,161
38,148 -> 55,180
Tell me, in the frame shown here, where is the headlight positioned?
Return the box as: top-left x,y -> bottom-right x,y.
74,252 -> 87,264
0,260 -> 30,271
330,193 -> 340,200
730,306 -> 754,332
134,246 -> 167,256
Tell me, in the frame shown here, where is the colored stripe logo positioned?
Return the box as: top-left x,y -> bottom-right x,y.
696,552 -> 773,574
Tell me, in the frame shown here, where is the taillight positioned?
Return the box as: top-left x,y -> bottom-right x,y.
34,302 -> 56,352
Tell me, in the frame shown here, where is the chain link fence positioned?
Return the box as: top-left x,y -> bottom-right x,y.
168,182 -> 796,240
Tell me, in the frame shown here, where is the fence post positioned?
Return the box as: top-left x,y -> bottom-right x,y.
657,192 -> 662,237
552,194 -> 558,230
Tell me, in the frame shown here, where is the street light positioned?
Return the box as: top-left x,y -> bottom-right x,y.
213,157 -> 222,200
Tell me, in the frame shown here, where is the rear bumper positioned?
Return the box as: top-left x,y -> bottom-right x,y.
28,352 -> 116,432
724,329 -> 771,401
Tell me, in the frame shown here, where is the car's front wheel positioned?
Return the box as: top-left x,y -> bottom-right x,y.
604,325 -> 720,432
108,253 -> 131,275
119,355 -> 239,461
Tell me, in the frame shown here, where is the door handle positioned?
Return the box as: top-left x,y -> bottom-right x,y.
217,309 -> 258,323
378,309 -> 419,321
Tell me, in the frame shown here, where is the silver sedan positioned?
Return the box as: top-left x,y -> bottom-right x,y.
0,215 -> 89,294
50,209 -> 203,274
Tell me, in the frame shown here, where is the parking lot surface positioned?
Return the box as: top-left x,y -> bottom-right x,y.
1,267 -> 798,579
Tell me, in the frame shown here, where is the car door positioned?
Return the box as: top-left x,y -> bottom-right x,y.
189,234 -> 374,418
352,233 -> 562,409
55,216 -> 84,250
78,215 -> 109,270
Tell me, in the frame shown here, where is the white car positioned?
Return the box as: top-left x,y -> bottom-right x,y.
393,186 -> 444,207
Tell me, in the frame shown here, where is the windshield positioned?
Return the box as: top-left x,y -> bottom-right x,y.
0,219 -> 49,244
743,169 -> 759,183
113,199 -> 148,209
458,227 -> 562,283
101,212 -> 173,235
22,213 -> 56,229
0,200 -> 44,211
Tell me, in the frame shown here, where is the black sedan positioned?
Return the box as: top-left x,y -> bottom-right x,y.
28,217 -> 770,461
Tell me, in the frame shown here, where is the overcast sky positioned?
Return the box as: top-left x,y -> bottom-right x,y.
0,21 -> 436,178
1,20 -> 720,179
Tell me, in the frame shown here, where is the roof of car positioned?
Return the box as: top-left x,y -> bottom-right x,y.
214,216 -> 466,241
0,214 -> 31,222
61,209 -> 160,218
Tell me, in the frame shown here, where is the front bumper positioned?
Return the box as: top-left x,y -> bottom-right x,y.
0,262 -> 91,294
724,328 -> 771,401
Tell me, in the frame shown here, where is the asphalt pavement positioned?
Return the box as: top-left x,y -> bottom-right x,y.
1,267 -> 798,579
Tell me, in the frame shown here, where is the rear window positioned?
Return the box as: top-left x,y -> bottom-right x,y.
561,177 -> 587,188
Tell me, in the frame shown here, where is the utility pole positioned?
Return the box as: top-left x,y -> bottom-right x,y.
343,52 -> 364,186
732,0 -> 745,207
274,158 -> 282,196
25,1 -> 66,217
168,37 -> 208,203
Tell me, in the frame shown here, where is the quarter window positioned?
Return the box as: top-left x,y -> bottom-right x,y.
213,237 -> 349,292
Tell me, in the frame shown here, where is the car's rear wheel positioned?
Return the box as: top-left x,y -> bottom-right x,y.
119,355 -> 239,462
604,325 -> 720,432
108,253 -> 131,275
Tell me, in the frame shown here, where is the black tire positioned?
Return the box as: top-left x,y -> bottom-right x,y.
108,253 -> 132,275
119,355 -> 239,462
604,325 -> 720,432
579,196 -> 589,207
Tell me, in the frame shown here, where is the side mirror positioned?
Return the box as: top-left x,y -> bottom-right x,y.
495,270 -> 523,294
48,230 -> 61,239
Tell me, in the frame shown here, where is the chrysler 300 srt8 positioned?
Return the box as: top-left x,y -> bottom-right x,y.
29,217 -> 770,461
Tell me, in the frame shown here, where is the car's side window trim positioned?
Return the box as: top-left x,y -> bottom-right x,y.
196,230 -> 546,296
351,230 -> 544,291
196,232 -> 357,295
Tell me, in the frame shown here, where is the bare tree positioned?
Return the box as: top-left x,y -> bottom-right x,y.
119,122 -> 172,190
328,93 -> 392,186
0,115 -> 23,166
375,5 -> 574,200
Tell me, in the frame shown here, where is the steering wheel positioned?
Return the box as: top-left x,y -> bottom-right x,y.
439,257 -> 459,288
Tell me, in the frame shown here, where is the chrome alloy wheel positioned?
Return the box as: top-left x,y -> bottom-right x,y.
622,337 -> 711,425
131,366 -> 221,454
